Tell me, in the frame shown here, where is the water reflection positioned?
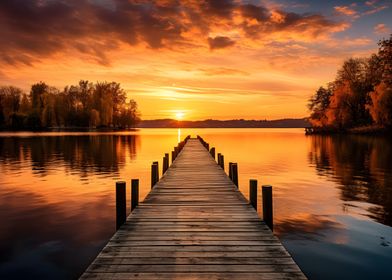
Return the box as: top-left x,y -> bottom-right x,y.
0,129 -> 391,280
308,135 -> 392,226
0,135 -> 139,177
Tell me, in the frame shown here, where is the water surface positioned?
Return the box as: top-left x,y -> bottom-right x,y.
0,129 -> 391,279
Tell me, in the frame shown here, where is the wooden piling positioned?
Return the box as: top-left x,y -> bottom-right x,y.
151,162 -> 158,188
131,179 -> 139,211
217,153 -> 221,166
115,181 -> 126,230
231,163 -> 238,187
163,153 -> 169,174
210,147 -> 215,159
229,162 -> 233,180
153,161 -> 159,182
249,179 -> 257,210
220,154 -> 224,170
262,185 -> 273,230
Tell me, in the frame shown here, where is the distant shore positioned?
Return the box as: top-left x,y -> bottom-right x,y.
0,118 -> 311,131
138,118 -> 310,128
305,125 -> 391,135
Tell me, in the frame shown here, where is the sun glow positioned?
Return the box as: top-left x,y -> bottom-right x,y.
175,111 -> 185,120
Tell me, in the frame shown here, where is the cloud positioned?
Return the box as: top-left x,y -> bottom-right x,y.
199,67 -> 249,76
208,36 -> 236,50
363,5 -> 388,15
0,0 -> 347,66
334,5 -> 358,18
374,23 -> 390,34
363,0 -> 388,15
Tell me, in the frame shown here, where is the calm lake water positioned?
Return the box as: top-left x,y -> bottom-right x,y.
0,128 -> 391,279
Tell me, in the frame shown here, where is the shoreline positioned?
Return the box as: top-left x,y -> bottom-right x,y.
305,126 -> 391,135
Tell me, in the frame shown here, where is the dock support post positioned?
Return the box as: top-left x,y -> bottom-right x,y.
151,162 -> 158,188
220,154 -> 224,170
229,162 -> 233,180
210,147 -> 215,159
217,153 -> 221,166
116,181 -> 126,230
171,150 -> 175,163
231,163 -> 238,187
249,179 -> 257,210
262,185 -> 273,230
163,153 -> 169,174
131,179 -> 139,211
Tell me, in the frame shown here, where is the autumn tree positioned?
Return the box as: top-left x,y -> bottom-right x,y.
308,86 -> 332,126
367,35 -> 392,127
0,80 -> 139,130
309,35 -> 392,130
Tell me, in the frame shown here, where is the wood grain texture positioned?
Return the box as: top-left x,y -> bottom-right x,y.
80,139 -> 307,280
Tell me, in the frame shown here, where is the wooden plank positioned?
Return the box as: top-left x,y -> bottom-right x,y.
81,272 -> 307,280
79,138 -> 307,280
85,264 -> 303,273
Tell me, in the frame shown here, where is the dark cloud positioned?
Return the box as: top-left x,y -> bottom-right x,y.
239,4 -> 270,22
202,0 -> 235,18
208,36 -> 236,50
0,0 -> 345,66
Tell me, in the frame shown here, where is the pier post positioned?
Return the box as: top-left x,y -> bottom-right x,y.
231,163 -> 238,187
151,162 -> 158,188
131,179 -> 139,211
220,154 -> 224,170
153,161 -> 159,182
163,153 -> 169,174
249,179 -> 257,210
171,150 -> 175,163
116,181 -> 126,230
210,147 -> 215,159
229,162 -> 233,180
262,185 -> 273,230
217,153 -> 221,166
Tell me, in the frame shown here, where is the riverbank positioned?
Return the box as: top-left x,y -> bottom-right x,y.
305,125 -> 391,135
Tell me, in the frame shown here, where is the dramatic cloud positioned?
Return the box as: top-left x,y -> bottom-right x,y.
1,0 -> 389,120
208,36 -> 235,50
0,0 -> 347,66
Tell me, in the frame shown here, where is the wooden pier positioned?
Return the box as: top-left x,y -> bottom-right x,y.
80,138 -> 307,279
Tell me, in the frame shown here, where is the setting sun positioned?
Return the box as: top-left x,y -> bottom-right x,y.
175,111 -> 185,120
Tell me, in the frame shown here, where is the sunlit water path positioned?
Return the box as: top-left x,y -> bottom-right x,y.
0,129 -> 391,279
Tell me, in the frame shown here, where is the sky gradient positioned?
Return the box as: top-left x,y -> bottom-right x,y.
0,0 -> 391,120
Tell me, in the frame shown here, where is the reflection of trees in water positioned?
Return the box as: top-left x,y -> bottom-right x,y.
0,135 -> 139,177
308,135 -> 392,226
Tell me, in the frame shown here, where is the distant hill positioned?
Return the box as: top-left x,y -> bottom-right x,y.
138,118 -> 311,128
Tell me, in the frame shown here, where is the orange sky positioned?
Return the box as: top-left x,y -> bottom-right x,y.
0,0 -> 390,120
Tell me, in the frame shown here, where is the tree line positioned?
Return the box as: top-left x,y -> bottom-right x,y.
308,34 -> 392,131
0,81 -> 140,129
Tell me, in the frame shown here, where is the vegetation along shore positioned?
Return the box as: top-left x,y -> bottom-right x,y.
307,35 -> 391,134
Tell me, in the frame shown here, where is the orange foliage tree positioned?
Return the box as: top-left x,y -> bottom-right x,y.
309,34 -> 392,130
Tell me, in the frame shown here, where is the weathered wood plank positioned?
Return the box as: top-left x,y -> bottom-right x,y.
81,272 -> 307,280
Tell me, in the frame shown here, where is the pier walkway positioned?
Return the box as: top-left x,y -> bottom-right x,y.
80,138 -> 307,279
